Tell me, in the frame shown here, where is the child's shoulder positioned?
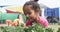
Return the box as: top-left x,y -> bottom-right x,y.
39,16 -> 47,21
39,16 -> 46,19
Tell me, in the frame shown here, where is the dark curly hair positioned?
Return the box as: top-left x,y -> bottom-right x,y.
23,0 -> 41,16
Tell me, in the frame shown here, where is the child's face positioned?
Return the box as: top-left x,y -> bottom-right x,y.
23,5 -> 37,21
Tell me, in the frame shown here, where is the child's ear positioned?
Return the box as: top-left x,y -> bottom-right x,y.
34,9 -> 39,14
35,8 -> 41,15
35,8 -> 40,12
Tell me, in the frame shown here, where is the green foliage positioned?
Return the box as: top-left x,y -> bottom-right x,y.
0,26 -> 25,32
57,28 -> 60,32
24,23 -> 54,32
0,23 -> 54,32
45,28 -> 54,32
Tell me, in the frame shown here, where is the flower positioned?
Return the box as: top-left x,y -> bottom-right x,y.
11,22 -> 18,26
11,19 -> 25,27
5,20 -> 12,26
11,19 -> 20,26
13,19 -> 20,24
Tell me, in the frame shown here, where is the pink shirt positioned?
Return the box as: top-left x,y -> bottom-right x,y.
26,16 -> 48,28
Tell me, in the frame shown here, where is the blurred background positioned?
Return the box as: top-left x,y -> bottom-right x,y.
0,0 -> 60,32
0,0 -> 60,24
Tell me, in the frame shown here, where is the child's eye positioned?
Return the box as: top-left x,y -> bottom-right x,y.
28,12 -> 31,15
24,12 -> 31,15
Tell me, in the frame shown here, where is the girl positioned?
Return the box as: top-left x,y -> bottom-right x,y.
23,0 -> 48,28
